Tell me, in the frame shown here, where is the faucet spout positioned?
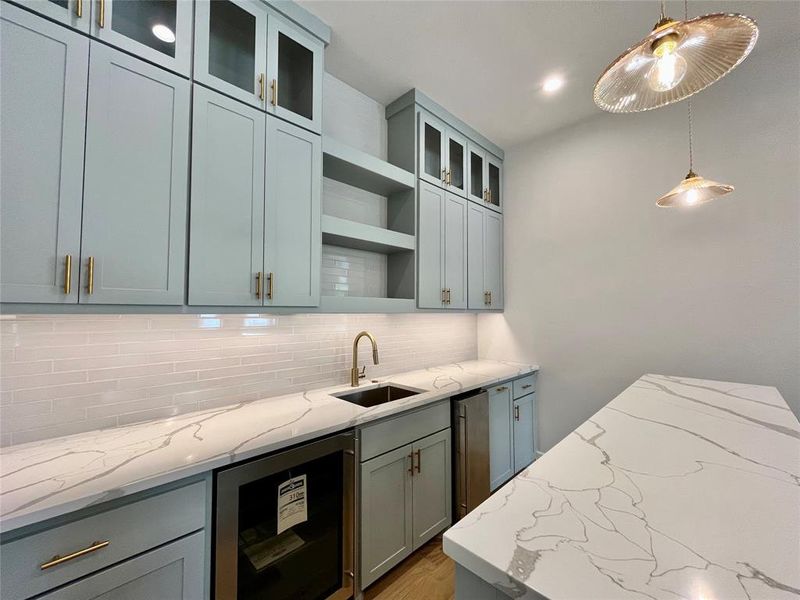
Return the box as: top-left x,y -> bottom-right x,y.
351,331 -> 379,387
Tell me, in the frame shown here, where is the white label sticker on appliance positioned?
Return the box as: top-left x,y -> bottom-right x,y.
277,474 -> 307,534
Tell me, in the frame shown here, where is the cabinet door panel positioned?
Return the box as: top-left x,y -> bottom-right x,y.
267,16 -> 323,133
418,112 -> 446,188
443,192 -> 467,309
445,129 -> 468,198
489,384 -> 513,490
0,4 -> 87,303
466,203 -> 485,310
486,154 -> 503,213
411,429 -> 452,549
38,531 -> 204,600
189,86 -> 265,306
417,181 -> 445,308
514,393 -> 536,473
360,445 -> 413,588
15,0 -> 91,33
194,0 -> 268,109
81,43 -> 189,305
92,0 -> 192,76
264,116 -> 321,307
484,209 -> 503,309
467,143 -> 487,205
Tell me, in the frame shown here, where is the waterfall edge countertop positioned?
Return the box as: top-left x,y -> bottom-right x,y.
0,359 -> 537,533
443,374 -> 800,600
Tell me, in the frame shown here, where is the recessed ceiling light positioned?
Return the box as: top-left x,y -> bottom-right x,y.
542,74 -> 565,94
152,24 -> 176,43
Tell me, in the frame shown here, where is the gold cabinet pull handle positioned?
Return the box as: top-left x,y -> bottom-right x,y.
407,452 -> 414,476
270,79 -> 277,106
63,255 -> 72,295
447,288 -> 452,304
414,449 -> 421,473
98,0 -> 104,27
41,540 -> 109,570
496,385 -> 508,392
522,384 -> 532,390
488,291 -> 492,305
514,405 -> 520,421
266,272 -> 273,300
255,272 -> 263,299
258,73 -> 265,101
86,257 -> 94,295
445,170 -> 451,186
76,0 -> 82,18
441,288 -> 447,304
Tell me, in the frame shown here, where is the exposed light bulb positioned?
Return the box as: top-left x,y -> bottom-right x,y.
647,35 -> 687,91
542,74 -> 565,94
684,187 -> 699,206
152,24 -> 176,43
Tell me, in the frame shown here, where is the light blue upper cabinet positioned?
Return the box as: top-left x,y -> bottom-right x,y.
445,129 -> 468,198
13,0 -> 91,33
443,192 -> 467,309
189,85 -> 266,307
467,142 -> 487,205
484,208 -> 503,308
486,153 -> 503,213
91,0 -> 192,76
418,111 -> 447,189
80,43 -> 189,305
467,203 -> 486,309
417,181 -> 445,308
267,15 -> 323,133
264,116 -> 321,307
194,0 -> 268,109
0,4 -> 87,303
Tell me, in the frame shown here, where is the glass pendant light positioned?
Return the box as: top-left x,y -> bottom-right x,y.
657,101 -> 733,207
594,0 -> 758,113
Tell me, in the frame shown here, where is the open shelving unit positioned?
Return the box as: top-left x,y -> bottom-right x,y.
320,136 -> 416,311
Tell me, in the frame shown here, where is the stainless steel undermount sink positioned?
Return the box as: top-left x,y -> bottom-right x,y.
333,384 -> 423,408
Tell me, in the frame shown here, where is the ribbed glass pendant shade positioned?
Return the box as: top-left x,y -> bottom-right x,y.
594,13 -> 758,113
656,170 -> 734,207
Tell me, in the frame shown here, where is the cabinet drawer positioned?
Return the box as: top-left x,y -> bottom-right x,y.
1,481 -> 206,600
513,374 -> 536,399
360,400 -> 450,461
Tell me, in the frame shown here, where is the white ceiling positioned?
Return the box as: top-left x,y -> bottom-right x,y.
299,1 -> 797,149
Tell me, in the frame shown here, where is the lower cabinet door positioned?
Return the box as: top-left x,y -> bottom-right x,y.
360,445 -> 413,588
264,115 -> 321,307
411,429 -> 452,550
188,85 -> 265,306
38,531 -> 205,600
80,43 -> 189,305
514,393 -> 536,473
489,383 -> 514,490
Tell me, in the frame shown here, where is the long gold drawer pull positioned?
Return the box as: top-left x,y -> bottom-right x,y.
255,272 -> 263,299
266,272 -> 273,300
522,384 -> 532,390
41,540 -> 109,570
258,74 -> 265,101
414,449 -> 421,473
76,0 -> 82,18
86,256 -> 95,295
270,79 -> 278,106
63,254 -> 72,295
98,0 -> 104,27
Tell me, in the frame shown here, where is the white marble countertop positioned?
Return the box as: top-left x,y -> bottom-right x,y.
444,374 -> 800,600
0,359 -> 535,533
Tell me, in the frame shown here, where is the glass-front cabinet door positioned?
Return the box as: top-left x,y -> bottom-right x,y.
486,154 -> 503,213
418,111 -> 446,189
467,143 -> 487,205
23,0 -> 91,33
195,0 -> 268,108
445,129 -> 468,198
91,0 -> 192,75
266,16 -> 323,133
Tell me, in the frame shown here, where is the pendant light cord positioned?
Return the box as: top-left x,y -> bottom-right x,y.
687,100 -> 694,173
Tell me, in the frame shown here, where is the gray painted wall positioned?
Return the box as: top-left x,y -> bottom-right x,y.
478,42 -> 800,452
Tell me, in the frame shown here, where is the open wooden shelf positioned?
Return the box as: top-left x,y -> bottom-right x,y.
322,136 -> 414,196
321,215 -> 414,254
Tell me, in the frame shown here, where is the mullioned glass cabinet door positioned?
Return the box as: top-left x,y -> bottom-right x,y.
418,112 -> 447,190
486,154 -> 503,213
17,0 -> 92,33
91,0 -> 192,76
467,143 -> 487,205
445,129 -> 468,198
195,0 -> 268,109
267,15 -> 323,133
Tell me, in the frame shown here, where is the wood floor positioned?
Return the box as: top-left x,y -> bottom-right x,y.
363,535 -> 455,600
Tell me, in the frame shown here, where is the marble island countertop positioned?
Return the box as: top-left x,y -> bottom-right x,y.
444,374 -> 800,600
0,359 -> 536,533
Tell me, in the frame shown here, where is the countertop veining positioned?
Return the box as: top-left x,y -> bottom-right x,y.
443,374 -> 800,600
0,359 -> 536,533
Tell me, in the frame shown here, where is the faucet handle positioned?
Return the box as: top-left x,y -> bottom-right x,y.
358,365 -> 366,379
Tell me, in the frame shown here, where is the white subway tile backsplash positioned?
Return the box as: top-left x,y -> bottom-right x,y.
0,313 -> 477,446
